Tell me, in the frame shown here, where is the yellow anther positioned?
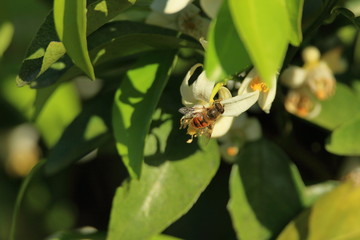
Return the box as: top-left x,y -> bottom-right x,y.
250,77 -> 269,93
226,146 -> 239,156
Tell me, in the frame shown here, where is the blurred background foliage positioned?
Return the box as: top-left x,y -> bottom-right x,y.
1,0 -> 360,239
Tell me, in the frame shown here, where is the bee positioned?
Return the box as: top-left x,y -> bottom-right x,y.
179,101 -> 224,143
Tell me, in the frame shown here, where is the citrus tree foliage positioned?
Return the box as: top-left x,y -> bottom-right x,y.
4,0 -> 360,239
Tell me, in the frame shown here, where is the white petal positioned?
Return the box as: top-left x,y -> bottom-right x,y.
191,68 -> 215,103
145,11 -> 178,30
180,64 -> 214,105
151,0 -> 193,14
200,0 -> 224,18
302,46 -> 321,64
178,5 -> 210,39
221,91 -> 259,117
238,68 -> 257,95
258,75 -> 277,113
211,116 -> 233,138
218,86 -> 232,100
280,66 -> 307,88
180,63 -> 202,105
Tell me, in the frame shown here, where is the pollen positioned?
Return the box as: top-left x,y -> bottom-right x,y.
250,77 -> 269,93
226,146 -> 239,156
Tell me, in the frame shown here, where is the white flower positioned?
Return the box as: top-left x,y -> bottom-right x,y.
151,0 -> 224,18
146,4 -> 210,40
180,64 -> 259,140
237,68 -> 277,113
284,88 -> 321,119
281,46 -> 337,100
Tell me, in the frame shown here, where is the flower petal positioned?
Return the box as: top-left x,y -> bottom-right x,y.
180,63 -> 203,106
211,116 -> 233,138
221,91 -> 259,117
151,0 -> 193,14
191,68 -> 215,103
302,46 -> 320,65
178,5 -> 210,39
218,86 -> 232,100
280,66 -> 307,88
200,0 -> 223,18
258,75 -> 277,113
238,68 -> 257,95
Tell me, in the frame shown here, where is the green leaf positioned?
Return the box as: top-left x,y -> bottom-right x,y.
112,51 -> 176,179
107,120 -> 220,240
228,0 -> 291,85
35,82 -> 81,147
25,21 -> 200,88
309,83 -> 360,130
45,94 -> 113,175
150,234 -> 183,240
228,139 -> 305,240
47,229 -> 106,240
285,0 -> 304,45
278,179 -> 360,240
54,0 -> 95,79
326,115 -> 360,156
17,0 -> 135,86
9,160 -> 46,240
0,21 -> 14,57
205,0 -> 252,81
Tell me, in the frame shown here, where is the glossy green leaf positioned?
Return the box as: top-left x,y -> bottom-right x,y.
0,21 -> 14,57
278,179 -> 360,240
326,115 -> 360,156
45,94 -> 113,175
309,83 -> 360,130
285,0 -> 304,45
25,21 -> 200,88
9,160 -> 46,240
205,0 -> 252,82
228,0 -> 291,85
17,0 -> 135,86
0,74 -> 36,120
54,0 -> 95,79
228,139 -> 305,240
35,82 -> 81,147
107,117 -> 220,240
112,52 -> 176,179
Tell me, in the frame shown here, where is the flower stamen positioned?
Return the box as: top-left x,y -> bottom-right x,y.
209,82 -> 224,103
250,77 -> 269,93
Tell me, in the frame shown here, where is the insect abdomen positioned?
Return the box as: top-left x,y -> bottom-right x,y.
192,116 -> 209,128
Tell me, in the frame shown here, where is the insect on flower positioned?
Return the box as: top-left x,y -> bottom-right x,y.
179,100 -> 224,143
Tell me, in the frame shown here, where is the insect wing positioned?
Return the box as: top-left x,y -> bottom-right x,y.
178,107 -> 194,115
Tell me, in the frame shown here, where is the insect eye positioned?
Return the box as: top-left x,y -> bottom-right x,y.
207,109 -> 217,118
215,103 -> 224,113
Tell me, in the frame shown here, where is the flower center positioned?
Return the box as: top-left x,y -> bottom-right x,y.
226,146 -> 239,156
250,77 -> 269,93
